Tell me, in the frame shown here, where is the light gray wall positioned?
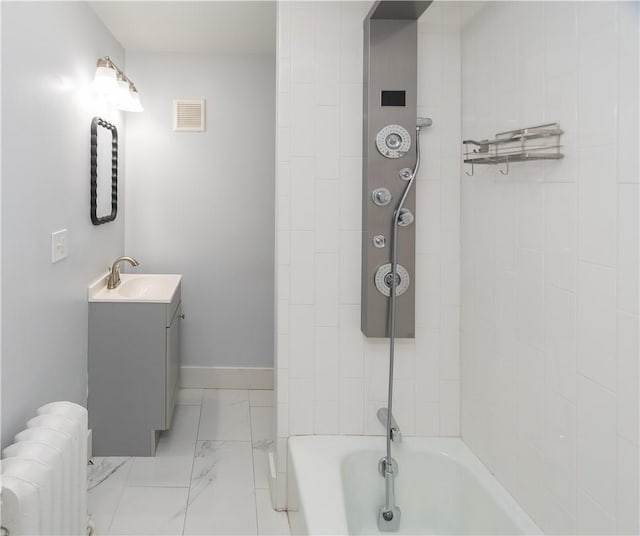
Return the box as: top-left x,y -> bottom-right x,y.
124,52 -> 275,369
1,2 -> 125,447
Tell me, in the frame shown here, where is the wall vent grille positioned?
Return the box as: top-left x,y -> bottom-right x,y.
173,99 -> 206,132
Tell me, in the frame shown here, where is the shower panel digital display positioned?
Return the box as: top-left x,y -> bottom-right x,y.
381,90 -> 406,107
361,2 -> 430,338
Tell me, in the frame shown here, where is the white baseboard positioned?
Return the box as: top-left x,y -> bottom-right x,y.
180,366 -> 274,390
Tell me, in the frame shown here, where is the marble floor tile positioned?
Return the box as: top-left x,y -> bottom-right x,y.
183,440 -> 257,535
88,457 -> 134,535
198,389 -> 251,441
156,405 -> 201,457
176,389 -> 204,406
127,455 -> 195,487
250,406 -> 275,442
252,440 -> 274,490
88,456 -> 134,490
256,489 -> 290,535
109,486 -> 189,535
89,390 -> 286,536
249,390 -> 274,407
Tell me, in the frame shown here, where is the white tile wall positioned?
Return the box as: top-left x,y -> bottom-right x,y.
274,0 -> 461,509
461,2 -> 639,534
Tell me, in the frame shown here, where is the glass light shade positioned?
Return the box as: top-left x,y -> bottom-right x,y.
119,90 -> 144,113
116,78 -> 133,107
92,65 -> 118,95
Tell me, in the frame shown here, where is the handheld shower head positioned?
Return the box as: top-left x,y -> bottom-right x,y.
403,117 -> 432,185
416,117 -> 432,130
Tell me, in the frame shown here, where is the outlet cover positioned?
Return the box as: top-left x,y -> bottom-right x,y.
51,229 -> 68,263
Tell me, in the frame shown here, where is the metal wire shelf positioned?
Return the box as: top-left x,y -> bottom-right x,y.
463,122 -> 564,176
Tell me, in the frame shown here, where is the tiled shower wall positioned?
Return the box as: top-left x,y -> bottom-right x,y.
274,1 -> 461,507
460,2 -> 639,534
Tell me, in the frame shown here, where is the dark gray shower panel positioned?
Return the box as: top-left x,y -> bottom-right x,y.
361,1 -> 431,338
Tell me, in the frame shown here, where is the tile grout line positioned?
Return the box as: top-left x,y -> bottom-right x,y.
181,392 -> 205,536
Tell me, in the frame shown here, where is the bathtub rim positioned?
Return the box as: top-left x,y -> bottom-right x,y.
287,435 -> 542,535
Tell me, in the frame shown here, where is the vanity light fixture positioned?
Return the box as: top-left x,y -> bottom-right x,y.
92,56 -> 143,112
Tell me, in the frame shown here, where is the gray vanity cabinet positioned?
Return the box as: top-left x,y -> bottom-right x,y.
88,286 -> 181,456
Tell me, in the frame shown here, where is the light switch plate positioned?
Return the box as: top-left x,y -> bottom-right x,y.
51,229 -> 68,263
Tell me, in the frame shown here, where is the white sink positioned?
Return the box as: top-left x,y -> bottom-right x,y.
89,273 -> 181,303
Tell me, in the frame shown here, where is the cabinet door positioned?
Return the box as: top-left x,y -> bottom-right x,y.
165,302 -> 181,429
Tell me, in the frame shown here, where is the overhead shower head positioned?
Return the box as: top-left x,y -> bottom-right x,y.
416,117 -> 433,130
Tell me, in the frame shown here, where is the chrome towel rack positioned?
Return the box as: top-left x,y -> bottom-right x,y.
463,122 -> 564,176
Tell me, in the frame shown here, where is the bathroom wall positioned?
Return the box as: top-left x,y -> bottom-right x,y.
273,1 -> 461,507
124,52 -> 275,370
460,2 -> 639,534
1,2 -> 125,447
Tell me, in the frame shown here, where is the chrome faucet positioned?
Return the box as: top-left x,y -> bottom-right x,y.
107,256 -> 140,289
377,407 -> 401,443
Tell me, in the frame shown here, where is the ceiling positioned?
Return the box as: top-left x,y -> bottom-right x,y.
89,1 -> 276,54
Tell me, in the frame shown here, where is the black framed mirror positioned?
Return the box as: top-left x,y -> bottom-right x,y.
90,116 -> 118,225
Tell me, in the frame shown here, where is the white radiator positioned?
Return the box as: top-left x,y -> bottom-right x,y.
1,402 -> 89,535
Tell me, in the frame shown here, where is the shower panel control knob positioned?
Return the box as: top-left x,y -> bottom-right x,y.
397,208 -> 414,227
372,187 -> 392,206
373,235 -> 386,248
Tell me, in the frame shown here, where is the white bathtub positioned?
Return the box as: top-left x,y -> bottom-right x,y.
287,436 -> 541,535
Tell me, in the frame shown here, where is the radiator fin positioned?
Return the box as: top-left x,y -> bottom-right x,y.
1,402 -> 88,536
